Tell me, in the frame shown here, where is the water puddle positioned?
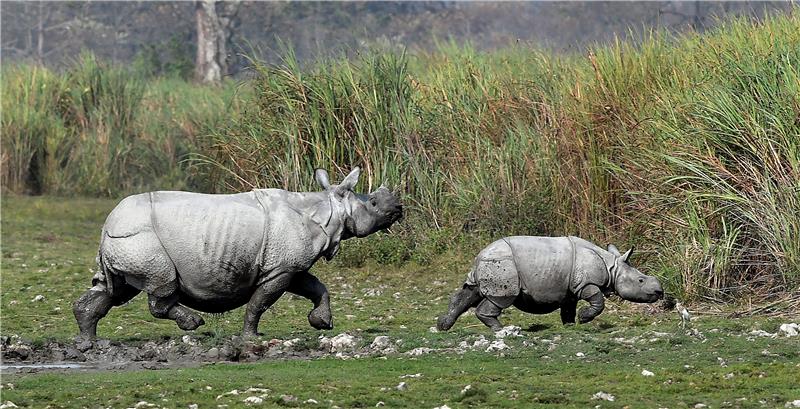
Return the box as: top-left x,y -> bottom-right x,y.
1,362 -> 92,371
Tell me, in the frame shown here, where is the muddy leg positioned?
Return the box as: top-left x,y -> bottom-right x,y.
437,284 -> 482,331
74,282 -> 140,339
475,298 -> 504,331
287,271 -> 332,330
148,293 -> 205,331
560,298 -> 578,325
243,274 -> 293,337
577,285 -> 605,324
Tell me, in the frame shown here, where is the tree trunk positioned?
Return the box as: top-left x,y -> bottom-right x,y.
37,1 -> 45,64
195,0 -> 226,84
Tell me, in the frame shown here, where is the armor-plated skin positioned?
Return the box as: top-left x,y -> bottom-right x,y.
437,236 -> 663,331
74,168 -> 402,338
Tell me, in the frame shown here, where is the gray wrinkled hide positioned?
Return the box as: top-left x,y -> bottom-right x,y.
102,189 -> 340,308
438,236 -> 663,331
74,168 -> 403,338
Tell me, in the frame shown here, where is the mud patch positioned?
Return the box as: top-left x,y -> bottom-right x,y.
0,333 -> 400,374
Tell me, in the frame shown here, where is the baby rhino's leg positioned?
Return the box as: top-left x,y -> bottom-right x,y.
560,297 -> 578,325
475,298 -> 506,331
437,284 -> 482,331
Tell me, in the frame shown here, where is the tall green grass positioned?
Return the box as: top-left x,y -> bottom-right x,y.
3,14 -> 798,301
1,53 -> 237,196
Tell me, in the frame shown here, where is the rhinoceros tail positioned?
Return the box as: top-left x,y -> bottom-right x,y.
91,249 -> 115,296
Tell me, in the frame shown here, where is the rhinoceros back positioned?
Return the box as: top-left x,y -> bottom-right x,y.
505,236 -> 574,304
150,191 -> 267,301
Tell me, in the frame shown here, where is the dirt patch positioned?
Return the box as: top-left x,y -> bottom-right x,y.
0,333 -> 388,374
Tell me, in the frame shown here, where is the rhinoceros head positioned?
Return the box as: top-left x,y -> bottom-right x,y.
607,245 -> 664,303
315,167 -> 403,238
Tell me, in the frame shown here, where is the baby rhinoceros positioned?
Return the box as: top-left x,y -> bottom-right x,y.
437,236 -> 663,331
74,167 -> 402,338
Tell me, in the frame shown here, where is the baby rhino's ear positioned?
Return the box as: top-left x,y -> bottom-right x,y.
607,244 -> 621,256
315,169 -> 331,190
622,248 -> 634,262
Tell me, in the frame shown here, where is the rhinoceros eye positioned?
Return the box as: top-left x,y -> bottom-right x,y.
638,278 -> 644,283
369,197 -> 378,206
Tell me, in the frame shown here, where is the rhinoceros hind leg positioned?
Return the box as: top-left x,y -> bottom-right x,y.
243,274 -> 294,337
147,294 -> 205,331
287,271 -> 332,330
437,284 -> 482,331
560,298 -> 578,325
475,298 -> 504,331
74,282 -> 140,339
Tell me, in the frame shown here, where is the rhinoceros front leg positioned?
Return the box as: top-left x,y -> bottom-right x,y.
560,297 -> 578,325
287,271 -> 333,330
148,293 -> 205,331
577,285 -> 605,324
475,298 -> 504,331
243,273 -> 293,337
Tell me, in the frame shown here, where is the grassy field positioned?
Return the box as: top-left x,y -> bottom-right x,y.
2,196 -> 798,408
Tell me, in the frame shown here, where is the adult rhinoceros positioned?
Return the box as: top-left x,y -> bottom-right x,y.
74,168 -> 402,338
437,236 -> 664,331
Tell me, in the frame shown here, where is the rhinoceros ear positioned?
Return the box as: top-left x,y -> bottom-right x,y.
336,167 -> 360,195
315,169 -> 331,190
607,244 -> 621,256
622,247 -> 634,263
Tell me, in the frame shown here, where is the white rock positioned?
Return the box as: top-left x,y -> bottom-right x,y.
641,369 -> 654,377
724,373 -> 734,380
433,406 -> 451,409
591,392 -> 615,402
182,335 -> 198,346
216,390 -> 240,400
31,295 -> 45,302
396,382 -> 407,391
428,326 -> 438,333
282,338 -> 302,349
749,329 -> 776,338
406,347 -> 434,356
0,402 -> 18,409
486,339 -> 509,352
304,399 -> 319,404
243,396 -> 263,405
461,385 -> 472,395
472,335 -> 490,349
364,288 -> 382,297
133,402 -> 155,408
779,323 -> 799,337
370,336 -> 392,351
784,400 -> 800,408
494,325 -> 522,338
188,405 -> 198,409
400,373 -> 422,379
322,333 -> 358,353
694,404 -> 707,408
576,352 -> 585,358
375,401 -> 385,407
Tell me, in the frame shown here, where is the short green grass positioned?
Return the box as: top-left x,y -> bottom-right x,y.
2,196 -> 799,408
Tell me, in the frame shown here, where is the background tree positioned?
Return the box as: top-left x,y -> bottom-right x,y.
194,0 -> 239,84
